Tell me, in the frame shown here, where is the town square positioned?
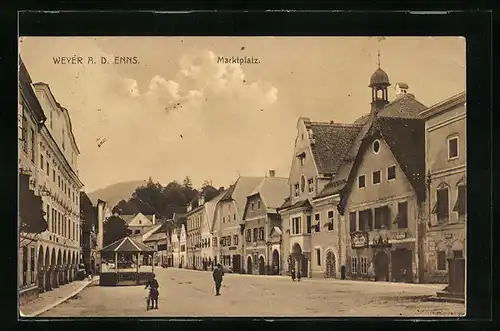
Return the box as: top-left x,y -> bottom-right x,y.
18,35 -> 466,318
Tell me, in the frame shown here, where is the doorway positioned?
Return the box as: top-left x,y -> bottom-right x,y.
258,256 -> 265,275
232,255 -> 241,273
325,251 -> 336,278
272,250 -> 280,275
374,251 -> 389,281
247,256 -> 253,274
391,249 -> 413,282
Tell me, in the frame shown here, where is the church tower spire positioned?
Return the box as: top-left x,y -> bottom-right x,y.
369,46 -> 390,113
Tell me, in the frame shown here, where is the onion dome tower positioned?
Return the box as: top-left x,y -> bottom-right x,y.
369,51 -> 391,113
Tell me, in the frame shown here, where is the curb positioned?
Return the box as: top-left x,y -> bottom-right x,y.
21,277 -> 99,318
169,268 -> 444,290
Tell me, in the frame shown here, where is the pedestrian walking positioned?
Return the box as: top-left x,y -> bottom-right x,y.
212,263 -> 224,296
145,273 -> 160,310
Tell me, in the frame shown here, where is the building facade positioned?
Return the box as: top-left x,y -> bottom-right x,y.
213,177 -> 263,273
18,59 -> 48,304
420,92 -> 466,283
18,62 -> 85,306
172,224 -> 187,268
278,117 -> 361,278
186,204 -> 203,269
242,172 -> 288,275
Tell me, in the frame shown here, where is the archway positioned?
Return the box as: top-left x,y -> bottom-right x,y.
291,243 -> 305,276
63,250 -> 68,284
325,250 -> 336,278
258,256 -> 265,275
374,251 -> 390,282
51,248 -> 57,288
69,252 -> 74,282
272,250 -> 280,275
56,249 -> 62,286
44,248 -> 51,291
37,246 -> 44,291
247,256 -> 253,274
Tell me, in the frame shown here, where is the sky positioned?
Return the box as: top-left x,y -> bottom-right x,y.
19,37 -> 466,193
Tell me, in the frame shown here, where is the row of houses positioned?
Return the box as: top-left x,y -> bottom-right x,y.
136,65 -> 466,285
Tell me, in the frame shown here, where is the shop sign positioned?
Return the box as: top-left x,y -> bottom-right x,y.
351,231 -> 369,249
371,235 -> 391,248
395,232 -> 407,240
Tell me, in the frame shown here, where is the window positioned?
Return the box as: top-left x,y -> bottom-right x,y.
327,211 -> 334,230
46,162 -> 49,176
292,216 -> 301,235
294,183 -> 300,197
30,128 -> 35,162
251,202 -> 255,210
53,169 -> 56,182
373,140 -> 380,154
387,166 -> 396,180
233,235 -> 238,246
62,129 -> 65,151
349,212 -> 357,233
227,236 -> 231,246
58,212 -> 61,235
359,257 -> 368,275
22,246 -> 28,286
374,206 -> 391,229
437,251 -> 447,270
359,209 -> 372,232
58,176 -> 61,188
300,155 -> 305,166
51,209 -> 55,233
213,237 -> 217,247
233,214 -> 236,221
308,178 -> 314,193
257,201 -> 261,210
316,248 -> 321,266
372,170 -> 381,184
351,256 -> 358,274
314,213 -> 320,232
21,107 -> 28,153
453,250 -> 463,259
30,247 -> 35,284
435,188 -> 450,223
253,228 -> 258,241
448,136 -> 458,159
246,229 -> 252,242
397,202 -> 408,229
301,176 -> 306,192
454,185 -> 467,220
358,175 -> 366,188
40,154 -> 44,170
259,227 -> 265,240
306,215 -> 312,234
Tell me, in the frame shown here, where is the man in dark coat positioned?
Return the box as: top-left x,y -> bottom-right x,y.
145,273 -> 160,310
212,263 -> 224,296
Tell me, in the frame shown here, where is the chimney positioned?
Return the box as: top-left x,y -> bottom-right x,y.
219,187 -> 225,192
330,120 -> 335,124
269,170 -> 276,177
198,195 -> 205,206
152,214 -> 156,225
395,82 -> 409,97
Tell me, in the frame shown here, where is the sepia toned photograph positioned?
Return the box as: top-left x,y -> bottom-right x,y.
18,36 -> 466,318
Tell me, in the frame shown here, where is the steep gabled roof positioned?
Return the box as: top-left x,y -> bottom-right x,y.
247,177 -> 289,214
206,190 -> 226,233
306,122 -> 363,175
337,116 -> 426,213
220,177 -> 264,217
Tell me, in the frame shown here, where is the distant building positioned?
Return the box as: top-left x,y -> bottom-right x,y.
213,177 -> 264,273
420,91 -> 466,283
172,224 -> 187,268
242,171 -> 288,275
119,212 -> 157,236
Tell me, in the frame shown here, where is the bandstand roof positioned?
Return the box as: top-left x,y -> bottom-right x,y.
100,236 -> 155,253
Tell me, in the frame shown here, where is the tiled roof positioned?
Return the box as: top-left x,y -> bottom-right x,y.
306,122 -> 363,175
278,199 -> 313,211
222,177 -> 265,218
248,177 -> 289,210
375,116 -> 426,201
144,232 -> 167,243
100,236 -> 154,253
378,93 -> 427,118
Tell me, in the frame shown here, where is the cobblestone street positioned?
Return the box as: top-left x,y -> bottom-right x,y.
39,268 -> 465,317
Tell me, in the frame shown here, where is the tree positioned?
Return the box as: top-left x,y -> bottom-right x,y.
103,215 -> 130,246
